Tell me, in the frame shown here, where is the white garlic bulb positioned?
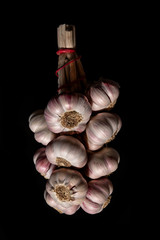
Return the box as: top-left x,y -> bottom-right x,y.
86,112 -> 122,151
45,168 -> 88,209
33,148 -> 56,179
80,177 -> 113,214
85,147 -> 120,179
44,191 -> 80,215
44,93 -> 92,134
45,135 -> 87,168
29,110 -> 56,145
88,79 -> 120,111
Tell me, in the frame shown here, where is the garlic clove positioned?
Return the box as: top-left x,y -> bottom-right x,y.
33,147 -> 46,164
44,93 -> 92,134
80,197 -> 102,214
86,118 -> 113,150
44,190 -> 63,213
86,112 -> 122,150
101,80 -> 119,106
101,81 -> 119,107
33,148 -> 56,179
28,109 -> 44,122
29,109 -> 56,145
116,114 -> 122,133
45,135 -> 87,168
34,129 -> 56,146
29,110 -> 48,133
46,96 -> 64,116
44,164 -> 56,179
89,86 -> 111,111
44,191 -> 80,215
80,177 -> 113,214
85,147 -> 120,179
72,94 -> 92,123
46,168 -> 88,208
88,78 -> 120,111
58,93 -> 79,111
44,109 -> 64,133
86,178 -> 113,205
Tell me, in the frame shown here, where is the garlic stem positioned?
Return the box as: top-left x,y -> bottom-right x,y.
57,24 -> 87,94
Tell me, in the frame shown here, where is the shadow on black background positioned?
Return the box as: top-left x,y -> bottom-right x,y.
1,5 -> 142,239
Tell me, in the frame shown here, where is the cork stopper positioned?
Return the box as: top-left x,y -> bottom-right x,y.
57,24 -> 76,49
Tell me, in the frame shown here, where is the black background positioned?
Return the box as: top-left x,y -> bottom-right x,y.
1,3 -> 144,238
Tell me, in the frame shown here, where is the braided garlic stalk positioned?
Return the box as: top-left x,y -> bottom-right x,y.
29,24 -> 122,215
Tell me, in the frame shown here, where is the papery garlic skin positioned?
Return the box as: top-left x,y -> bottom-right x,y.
33,148 -> 56,179
86,112 -> 122,151
44,191 -> 80,215
29,110 -> 56,145
45,135 -> 87,168
88,79 -> 120,111
44,93 -> 92,134
45,168 -> 88,208
85,147 -> 120,179
80,177 -> 113,214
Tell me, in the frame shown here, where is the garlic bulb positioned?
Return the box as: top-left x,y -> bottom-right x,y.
44,191 -> 80,215
86,112 -> 122,151
45,168 -> 88,209
44,93 -> 92,134
29,109 -> 56,145
80,177 -> 113,214
88,79 -> 120,111
85,147 -> 120,179
33,148 -> 56,179
45,135 -> 87,168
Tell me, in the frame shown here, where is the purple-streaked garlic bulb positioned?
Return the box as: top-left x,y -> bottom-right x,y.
33,148 -> 56,179
86,112 -> 122,151
45,168 -> 88,209
44,93 -> 92,134
29,109 -> 56,145
44,191 -> 80,215
80,177 -> 113,214
45,135 -> 87,168
85,147 -> 120,179
88,78 -> 120,111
